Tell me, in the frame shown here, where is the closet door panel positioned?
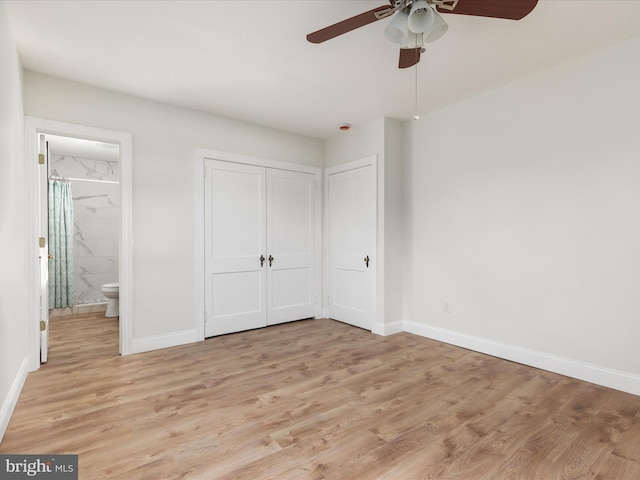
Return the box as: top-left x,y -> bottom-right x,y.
204,160 -> 267,337
266,169 -> 316,325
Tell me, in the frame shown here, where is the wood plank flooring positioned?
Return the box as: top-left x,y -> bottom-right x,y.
2,313 -> 640,479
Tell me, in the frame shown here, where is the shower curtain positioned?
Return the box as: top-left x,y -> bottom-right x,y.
48,179 -> 76,309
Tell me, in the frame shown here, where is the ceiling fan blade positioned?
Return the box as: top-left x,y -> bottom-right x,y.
399,48 -> 421,69
437,0 -> 538,20
307,5 -> 394,44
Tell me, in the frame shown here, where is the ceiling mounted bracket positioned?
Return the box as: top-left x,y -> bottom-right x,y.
376,0 -> 416,20
428,0 -> 459,12
374,7 -> 398,20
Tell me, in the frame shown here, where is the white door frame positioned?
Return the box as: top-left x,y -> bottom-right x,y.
25,116 -> 134,368
37,133 -> 49,363
323,156 -> 378,329
194,148 -> 322,339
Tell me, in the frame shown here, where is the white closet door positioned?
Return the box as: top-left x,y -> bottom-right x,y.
266,169 -> 316,325
204,160 -> 267,337
326,164 -> 376,331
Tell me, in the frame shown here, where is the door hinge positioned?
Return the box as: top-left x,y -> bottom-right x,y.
38,153 -> 45,165
39,237 -> 46,248
40,320 -> 46,331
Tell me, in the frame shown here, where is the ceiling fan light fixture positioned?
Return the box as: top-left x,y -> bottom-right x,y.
400,31 -> 421,49
384,9 -> 410,44
424,10 -> 449,43
407,0 -> 435,34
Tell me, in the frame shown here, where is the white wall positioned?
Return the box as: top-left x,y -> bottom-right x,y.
324,119 -> 384,169
405,36 -> 640,391
382,118 -> 405,333
23,72 -> 324,344
0,1 -> 29,441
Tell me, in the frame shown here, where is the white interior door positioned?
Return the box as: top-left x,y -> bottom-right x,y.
38,134 -> 49,363
266,169 -> 316,325
326,163 -> 376,330
204,160 -> 267,337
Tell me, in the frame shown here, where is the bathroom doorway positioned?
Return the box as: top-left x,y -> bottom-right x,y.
25,117 -> 133,367
45,134 -> 120,324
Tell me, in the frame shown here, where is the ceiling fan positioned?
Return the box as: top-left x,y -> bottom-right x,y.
307,0 -> 538,69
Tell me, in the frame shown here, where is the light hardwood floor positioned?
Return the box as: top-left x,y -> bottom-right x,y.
2,313 -> 640,479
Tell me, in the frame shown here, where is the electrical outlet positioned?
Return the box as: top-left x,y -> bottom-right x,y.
443,302 -> 451,314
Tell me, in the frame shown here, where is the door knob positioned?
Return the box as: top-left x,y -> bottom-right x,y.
48,255 -> 54,260
364,255 -> 369,268
260,254 -> 265,267
269,255 -> 274,267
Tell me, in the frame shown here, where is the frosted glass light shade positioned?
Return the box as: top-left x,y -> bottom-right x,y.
424,10 -> 448,42
384,10 -> 410,44
400,32 -> 420,49
408,0 -> 435,34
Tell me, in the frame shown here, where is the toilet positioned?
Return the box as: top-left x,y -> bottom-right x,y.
101,282 -> 119,317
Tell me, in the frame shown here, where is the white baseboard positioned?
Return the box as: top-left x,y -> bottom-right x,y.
373,320 -> 404,336
131,329 -> 201,355
403,320 -> 640,396
0,357 -> 30,443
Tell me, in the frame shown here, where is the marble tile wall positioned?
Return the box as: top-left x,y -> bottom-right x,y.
49,154 -> 119,305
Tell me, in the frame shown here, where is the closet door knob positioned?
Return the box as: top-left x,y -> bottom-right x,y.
48,255 -> 54,260
364,255 -> 369,268
260,255 -> 265,267
268,255 -> 274,267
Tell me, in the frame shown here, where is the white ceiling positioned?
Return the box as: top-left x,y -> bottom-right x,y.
5,1 -> 640,139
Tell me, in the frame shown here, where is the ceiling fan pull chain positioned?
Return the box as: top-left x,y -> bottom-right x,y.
413,34 -> 423,120
413,50 -> 420,120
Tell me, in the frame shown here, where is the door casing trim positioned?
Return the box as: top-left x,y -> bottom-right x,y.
25,116 -> 133,368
